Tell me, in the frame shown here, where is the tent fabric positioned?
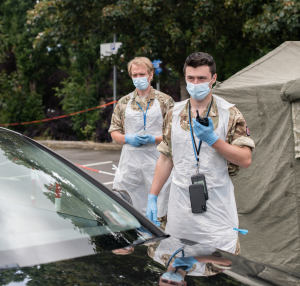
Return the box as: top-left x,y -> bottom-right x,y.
212,41 -> 300,272
292,101 -> 300,159
280,78 -> 300,102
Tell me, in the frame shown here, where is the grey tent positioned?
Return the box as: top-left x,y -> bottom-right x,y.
213,41 -> 300,272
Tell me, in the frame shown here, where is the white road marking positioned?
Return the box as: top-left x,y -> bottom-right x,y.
0,177 -> 20,181
11,174 -> 31,179
98,170 -> 115,176
82,161 -> 113,167
103,181 -> 114,185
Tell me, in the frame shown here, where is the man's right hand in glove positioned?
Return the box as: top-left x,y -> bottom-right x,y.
146,194 -> 161,227
125,134 -> 141,147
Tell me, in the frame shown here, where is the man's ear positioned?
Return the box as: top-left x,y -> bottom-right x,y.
213,73 -> 217,84
149,71 -> 154,81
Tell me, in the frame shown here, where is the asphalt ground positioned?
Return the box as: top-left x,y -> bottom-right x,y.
53,149 -> 122,190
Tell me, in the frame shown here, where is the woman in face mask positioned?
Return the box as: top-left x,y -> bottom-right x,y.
108,57 -> 174,225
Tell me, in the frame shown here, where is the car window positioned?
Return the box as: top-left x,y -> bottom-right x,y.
0,131 -> 164,267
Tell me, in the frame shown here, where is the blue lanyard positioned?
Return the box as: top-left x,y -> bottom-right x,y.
188,100 -> 212,169
136,100 -> 151,133
166,246 -> 185,267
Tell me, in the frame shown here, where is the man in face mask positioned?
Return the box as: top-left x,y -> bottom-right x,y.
146,52 -> 255,253
109,57 -> 174,221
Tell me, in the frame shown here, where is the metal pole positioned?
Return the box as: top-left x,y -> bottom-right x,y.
113,34 -> 117,110
156,78 -> 160,91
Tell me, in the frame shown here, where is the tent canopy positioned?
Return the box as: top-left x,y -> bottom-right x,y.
213,41 -> 300,272
281,78 -> 300,102
216,41 -> 300,90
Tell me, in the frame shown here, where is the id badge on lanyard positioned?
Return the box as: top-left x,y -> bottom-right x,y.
188,100 -> 212,213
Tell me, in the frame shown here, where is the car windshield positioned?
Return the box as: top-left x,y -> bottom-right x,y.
0,131 -> 162,268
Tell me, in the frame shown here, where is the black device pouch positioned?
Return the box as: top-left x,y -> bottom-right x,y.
189,173 -> 208,213
188,100 -> 212,214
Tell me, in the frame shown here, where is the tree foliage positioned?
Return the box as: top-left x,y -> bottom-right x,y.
0,0 -> 299,138
27,0 -> 270,101
0,71 -> 44,135
243,0 -> 300,44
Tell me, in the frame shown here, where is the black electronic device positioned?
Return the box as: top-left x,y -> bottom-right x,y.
189,184 -> 207,213
196,110 -> 209,126
191,173 -> 209,200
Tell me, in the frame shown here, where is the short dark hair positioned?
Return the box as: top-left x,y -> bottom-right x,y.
183,52 -> 216,77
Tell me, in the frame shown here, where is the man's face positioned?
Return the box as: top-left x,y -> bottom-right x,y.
185,65 -> 217,88
131,64 -> 153,81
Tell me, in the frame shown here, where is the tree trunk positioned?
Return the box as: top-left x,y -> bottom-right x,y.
179,73 -> 189,101
29,81 -> 37,93
85,77 -> 91,91
85,61 -> 94,92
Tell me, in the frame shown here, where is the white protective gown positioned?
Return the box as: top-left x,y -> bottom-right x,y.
113,91 -> 171,217
165,95 -> 239,254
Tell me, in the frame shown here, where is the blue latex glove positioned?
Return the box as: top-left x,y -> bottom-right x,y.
192,117 -> 219,146
146,194 -> 161,227
172,257 -> 199,271
233,228 -> 248,235
125,134 -> 141,147
136,134 -> 156,145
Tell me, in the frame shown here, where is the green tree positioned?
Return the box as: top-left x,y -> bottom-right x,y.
27,0 -> 113,92
243,0 -> 300,44
0,0 -> 71,134
28,0 -> 268,101
101,0 -> 269,99
0,0 -> 68,94
53,77 -> 100,139
0,71 -> 44,132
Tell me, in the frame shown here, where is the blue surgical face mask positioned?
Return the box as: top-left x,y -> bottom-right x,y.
161,271 -> 184,283
186,78 -> 214,101
132,76 -> 149,91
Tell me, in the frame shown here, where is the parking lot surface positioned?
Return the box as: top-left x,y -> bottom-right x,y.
53,148 -> 122,189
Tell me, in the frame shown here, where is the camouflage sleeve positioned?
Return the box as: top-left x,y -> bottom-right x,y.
157,109 -> 173,162
147,241 -> 160,260
108,101 -> 124,134
227,107 -> 255,151
163,97 -> 175,118
227,107 -> 255,176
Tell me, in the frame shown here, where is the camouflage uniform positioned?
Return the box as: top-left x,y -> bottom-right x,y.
108,87 -> 174,216
108,87 -> 174,134
157,96 -> 255,176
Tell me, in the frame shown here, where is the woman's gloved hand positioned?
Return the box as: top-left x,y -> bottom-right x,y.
136,134 -> 156,145
192,117 -> 219,146
172,257 -> 199,271
146,194 -> 161,227
125,134 -> 142,147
